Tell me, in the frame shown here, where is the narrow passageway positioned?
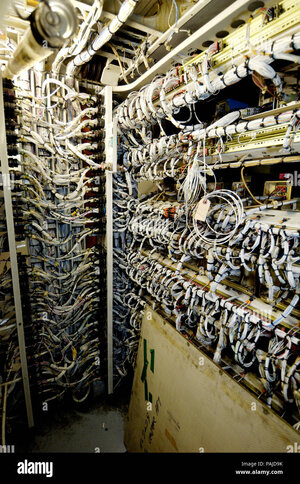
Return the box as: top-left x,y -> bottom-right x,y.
14,382 -> 131,454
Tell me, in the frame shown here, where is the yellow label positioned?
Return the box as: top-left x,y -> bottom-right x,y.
0,29 -> 7,41
26,0 -> 39,7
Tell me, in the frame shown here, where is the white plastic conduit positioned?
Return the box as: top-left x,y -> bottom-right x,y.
66,0 -> 139,78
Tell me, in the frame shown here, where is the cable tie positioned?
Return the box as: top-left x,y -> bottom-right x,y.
244,57 -> 250,76
219,74 -> 228,88
270,40 -> 276,60
290,33 -> 296,51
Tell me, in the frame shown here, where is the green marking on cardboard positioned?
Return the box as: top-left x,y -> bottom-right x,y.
141,361 -> 148,382
150,349 -> 155,373
144,380 -> 148,401
149,392 -> 152,403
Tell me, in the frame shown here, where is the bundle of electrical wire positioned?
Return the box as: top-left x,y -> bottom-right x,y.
116,32 -> 300,133
13,68 -> 105,406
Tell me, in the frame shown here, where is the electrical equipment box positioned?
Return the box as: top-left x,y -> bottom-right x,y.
264,180 -> 292,200
232,179 -> 251,197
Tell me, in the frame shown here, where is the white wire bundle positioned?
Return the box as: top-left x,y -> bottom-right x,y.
116,32 -> 300,133
193,189 -> 245,245
190,109 -> 300,141
65,139 -> 102,169
167,54 -> 282,113
263,32 -> 300,63
66,0 -> 139,77
160,73 -> 202,131
125,249 -> 300,410
54,106 -> 98,129
264,294 -> 300,330
282,112 -> 300,152
52,0 -> 104,74
54,118 -> 98,140
177,152 -> 206,206
69,0 -> 104,57
41,78 -> 93,114
144,77 -> 165,121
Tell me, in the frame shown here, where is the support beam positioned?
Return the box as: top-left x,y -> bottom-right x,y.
112,0 -> 261,94
121,0 -> 213,79
0,74 -> 34,429
102,9 -> 163,37
104,85 -> 117,394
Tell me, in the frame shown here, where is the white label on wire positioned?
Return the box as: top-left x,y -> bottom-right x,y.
125,171 -> 133,196
194,198 -> 211,222
42,312 -> 48,321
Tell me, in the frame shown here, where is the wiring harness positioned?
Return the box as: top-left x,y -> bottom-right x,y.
11,71 -> 105,407
114,4 -> 300,430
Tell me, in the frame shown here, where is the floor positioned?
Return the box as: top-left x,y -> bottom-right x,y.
16,380 -> 131,454
27,405 -> 127,454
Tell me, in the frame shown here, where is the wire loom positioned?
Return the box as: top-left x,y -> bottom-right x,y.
125,248 -> 300,425
11,72 -> 105,407
114,4 -> 300,430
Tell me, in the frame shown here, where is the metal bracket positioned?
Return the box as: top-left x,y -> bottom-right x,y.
0,74 -> 34,428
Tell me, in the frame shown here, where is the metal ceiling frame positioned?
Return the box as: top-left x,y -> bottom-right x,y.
111,0 -> 273,94
120,0 -> 214,79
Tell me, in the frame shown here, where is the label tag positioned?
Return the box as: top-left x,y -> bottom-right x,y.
194,198 -> 211,221
0,29 -> 7,41
72,347 -> 77,360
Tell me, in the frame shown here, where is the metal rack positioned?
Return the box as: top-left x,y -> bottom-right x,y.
0,73 -> 34,429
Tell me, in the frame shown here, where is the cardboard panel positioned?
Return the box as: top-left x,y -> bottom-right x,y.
124,307 -> 300,453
